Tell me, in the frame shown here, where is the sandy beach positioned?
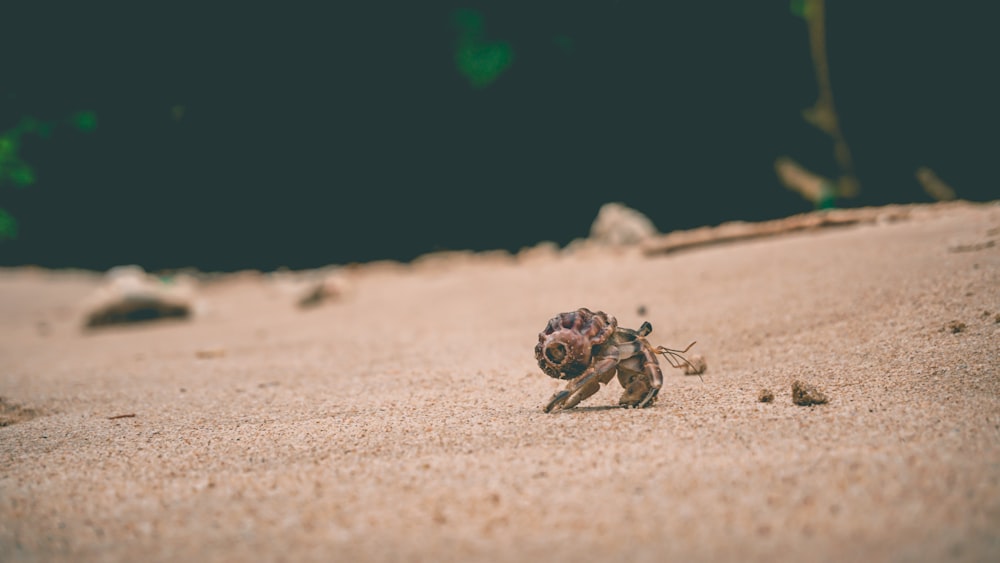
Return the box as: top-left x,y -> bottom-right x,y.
2,201 -> 998,562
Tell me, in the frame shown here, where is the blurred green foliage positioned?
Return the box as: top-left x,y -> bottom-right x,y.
452,9 -> 513,88
0,111 -> 97,241
552,34 -> 574,54
0,121 -> 42,189
72,111 -> 99,132
789,0 -> 810,19
0,208 -> 16,241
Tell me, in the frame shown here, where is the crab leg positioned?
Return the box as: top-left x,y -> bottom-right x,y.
544,339 -> 656,412
615,340 -> 664,408
543,356 -> 620,412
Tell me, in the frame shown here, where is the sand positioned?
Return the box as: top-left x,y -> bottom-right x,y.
1,202 -> 998,562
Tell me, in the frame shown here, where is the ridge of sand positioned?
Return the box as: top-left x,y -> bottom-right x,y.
1,202 -> 998,562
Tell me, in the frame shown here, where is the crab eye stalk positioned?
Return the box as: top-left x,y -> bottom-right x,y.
544,341 -> 568,365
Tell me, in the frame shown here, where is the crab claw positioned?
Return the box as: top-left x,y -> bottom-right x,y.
618,375 -> 659,408
541,357 -> 620,413
543,390 -> 571,413
637,388 -> 659,408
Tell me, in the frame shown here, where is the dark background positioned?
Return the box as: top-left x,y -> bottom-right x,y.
1,2 -> 996,271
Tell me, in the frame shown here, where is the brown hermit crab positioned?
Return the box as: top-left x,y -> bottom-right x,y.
535,308 -> 695,412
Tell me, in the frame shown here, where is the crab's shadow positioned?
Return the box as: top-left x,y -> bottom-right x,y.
550,405 -> 637,414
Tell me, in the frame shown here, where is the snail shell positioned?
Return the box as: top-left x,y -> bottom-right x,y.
535,308 -> 617,379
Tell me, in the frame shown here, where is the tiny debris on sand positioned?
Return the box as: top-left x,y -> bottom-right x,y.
516,241 -> 560,263
945,320 -> 967,334
948,239 -> 996,253
0,397 -> 40,427
758,388 -> 775,403
83,265 -> 194,328
195,347 -> 227,359
792,380 -> 829,406
682,354 -> 707,375
588,202 -> 658,246
297,271 -> 351,308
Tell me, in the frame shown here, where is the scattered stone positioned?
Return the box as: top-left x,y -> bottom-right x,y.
516,241 -> 560,263
410,249 -> 514,271
791,380 -> 828,406
948,239 -> 995,253
298,271 -> 351,309
682,354 -> 707,375
758,388 -> 775,403
589,202 -> 658,246
195,346 -> 227,359
0,397 -> 39,427
83,266 -> 195,328
945,320 -> 966,334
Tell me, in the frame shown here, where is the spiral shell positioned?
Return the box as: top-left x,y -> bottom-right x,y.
535,308 -> 617,379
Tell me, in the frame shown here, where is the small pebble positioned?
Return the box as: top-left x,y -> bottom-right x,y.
792,380 -> 828,406
298,273 -> 350,308
682,354 -> 707,375
945,320 -> 966,334
195,347 -> 227,359
83,265 -> 194,328
758,388 -> 774,403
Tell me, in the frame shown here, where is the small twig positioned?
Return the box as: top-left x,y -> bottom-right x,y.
801,0 -> 858,198
107,413 -> 136,420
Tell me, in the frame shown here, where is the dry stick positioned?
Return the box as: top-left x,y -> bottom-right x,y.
803,0 -> 858,197
107,413 -> 137,420
641,205 -> 913,257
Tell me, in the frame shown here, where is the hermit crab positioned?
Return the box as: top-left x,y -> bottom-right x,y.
535,308 -> 696,412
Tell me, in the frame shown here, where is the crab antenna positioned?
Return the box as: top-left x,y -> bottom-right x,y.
655,341 -> 696,361
654,342 -> 704,383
